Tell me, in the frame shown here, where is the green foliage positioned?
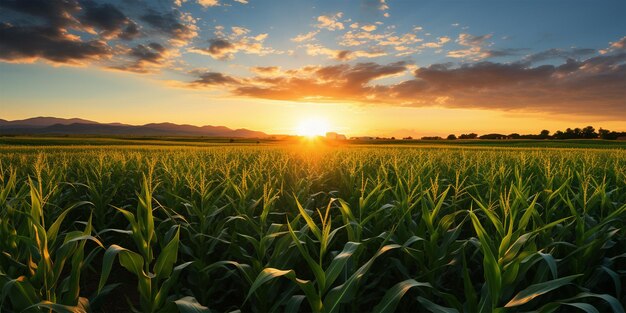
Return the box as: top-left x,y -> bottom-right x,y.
0,144 -> 625,312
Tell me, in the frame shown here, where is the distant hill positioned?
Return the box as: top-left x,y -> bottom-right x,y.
0,117 -> 99,128
0,117 -> 267,138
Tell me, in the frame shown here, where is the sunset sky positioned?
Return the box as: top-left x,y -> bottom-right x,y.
1,0 -> 625,137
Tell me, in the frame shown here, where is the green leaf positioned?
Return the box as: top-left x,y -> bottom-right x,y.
46,201 -> 92,243
560,303 -> 600,313
504,274 -> 582,307
0,275 -> 39,311
155,261 -> 194,309
417,297 -> 460,313
324,242 -> 360,292
469,210 -> 501,309
285,295 -> 306,313
174,296 -> 210,313
246,268 -> 320,313
98,245 -> 147,293
323,244 -> 400,313
286,219 -> 326,292
294,197 -> 322,241
154,227 -> 180,279
373,279 -> 432,313
565,292 -> 625,313
26,300 -> 88,313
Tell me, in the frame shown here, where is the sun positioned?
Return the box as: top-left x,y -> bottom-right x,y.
296,117 -> 330,137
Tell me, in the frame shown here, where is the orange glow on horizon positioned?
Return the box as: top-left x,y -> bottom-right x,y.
295,116 -> 331,137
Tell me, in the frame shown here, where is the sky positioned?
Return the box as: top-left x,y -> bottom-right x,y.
1,0 -> 625,137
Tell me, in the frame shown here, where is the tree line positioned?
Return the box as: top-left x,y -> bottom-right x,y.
420,126 -> 626,140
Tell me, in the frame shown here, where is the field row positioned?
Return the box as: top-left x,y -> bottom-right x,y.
1,146 -> 625,312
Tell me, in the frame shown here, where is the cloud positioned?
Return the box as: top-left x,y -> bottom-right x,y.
523,48 -> 596,63
190,27 -> 276,60
341,29 -> 422,48
0,0 -> 198,71
599,36 -> 626,55
192,38 -> 236,59
361,24 -> 377,32
363,0 -> 389,12
109,42 -> 173,73
483,48 -> 527,58
457,33 -> 492,46
447,33 -> 493,60
80,1 -> 140,40
316,13 -> 344,31
191,72 -> 240,86
0,0 -> 113,64
231,26 -> 249,36
249,66 -> 281,75
0,0 -> 80,28
305,44 -> 386,60
187,52 -> 626,118
605,36 -> 626,51
230,61 -> 408,101
291,30 -> 319,42
197,0 -> 220,7
140,10 -> 198,46
421,36 -> 451,48
0,23 -> 111,64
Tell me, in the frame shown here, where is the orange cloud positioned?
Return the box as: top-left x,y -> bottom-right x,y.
316,13 -> 344,31
188,54 -> 626,118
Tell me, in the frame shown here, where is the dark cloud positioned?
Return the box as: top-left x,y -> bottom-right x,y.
80,0 -> 140,40
0,0 -> 80,27
524,48 -> 596,63
0,22 -> 110,64
0,0 -> 114,64
484,48 -> 528,58
140,10 -> 197,45
130,43 -> 166,63
118,22 -> 141,40
0,0 -> 192,68
397,55 -> 626,116
109,42 -> 169,73
190,55 -> 625,118
192,72 -> 240,86
336,50 -> 353,61
412,62 -> 555,89
202,38 -> 236,59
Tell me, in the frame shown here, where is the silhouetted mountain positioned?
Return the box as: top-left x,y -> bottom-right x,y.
0,117 -> 267,138
0,117 -> 99,128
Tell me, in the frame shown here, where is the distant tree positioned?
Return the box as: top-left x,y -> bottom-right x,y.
479,133 -> 507,140
447,134 -> 457,140
403,136 -> 413,140
553,130 -> 565,139
582,126 -> 598,139
390,137 -> 396,140
421,136 -> 443,140
599,128 -> 610,139
509,133 -> 521,139
574,128 -> 582,138
459,133 -> 478,139
539,129 -> 550,139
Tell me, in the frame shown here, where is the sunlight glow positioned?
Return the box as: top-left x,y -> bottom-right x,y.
295,117 -> 330,137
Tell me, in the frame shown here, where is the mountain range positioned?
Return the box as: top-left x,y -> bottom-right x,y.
0,117 -> 267,138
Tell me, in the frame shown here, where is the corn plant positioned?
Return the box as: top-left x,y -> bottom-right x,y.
97,176 -> 203,312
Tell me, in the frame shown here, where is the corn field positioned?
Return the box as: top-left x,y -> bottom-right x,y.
1,145 -> 625,312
